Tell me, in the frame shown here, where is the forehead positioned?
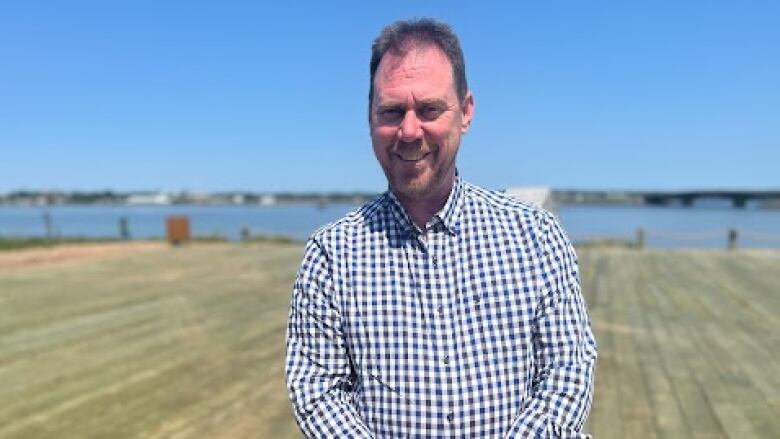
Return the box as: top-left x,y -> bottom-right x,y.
373,45 -> 455,99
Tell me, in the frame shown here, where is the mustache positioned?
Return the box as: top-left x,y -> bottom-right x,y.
392,139 -> 433,153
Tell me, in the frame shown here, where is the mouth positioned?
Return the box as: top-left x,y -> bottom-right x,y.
396,151 -> 430,162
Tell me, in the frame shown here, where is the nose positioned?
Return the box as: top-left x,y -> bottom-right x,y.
397,110 -> 423,142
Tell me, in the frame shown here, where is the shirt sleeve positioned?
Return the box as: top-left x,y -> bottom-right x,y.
505,212 -> 598,439
286,238 -> 375,438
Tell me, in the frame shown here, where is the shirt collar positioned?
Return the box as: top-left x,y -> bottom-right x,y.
436,172 -> 465,235
385,171 -> 465,237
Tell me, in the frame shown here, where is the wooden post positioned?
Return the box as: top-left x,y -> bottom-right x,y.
43,211 -> 53,238
240,226 -> 251,242
636,228 -> 645,250
118,216 -> 130,240
166,216 -> 191,245
727,228 -> 738,250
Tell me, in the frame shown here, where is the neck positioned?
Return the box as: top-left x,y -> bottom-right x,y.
394,175 -> 455,232
400,197 -> 444,231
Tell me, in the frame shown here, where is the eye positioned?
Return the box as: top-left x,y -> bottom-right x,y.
419,105 -> 443,121
377,108 -> 404,124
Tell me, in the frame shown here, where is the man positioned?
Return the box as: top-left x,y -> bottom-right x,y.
286,18 -> 596,438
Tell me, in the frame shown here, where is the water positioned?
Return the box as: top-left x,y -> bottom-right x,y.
1,203 -> 779,249
0,204 -> 357,242
558,204 -> 780,248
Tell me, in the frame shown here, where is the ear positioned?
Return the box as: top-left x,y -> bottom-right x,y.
460,91 -> 475,134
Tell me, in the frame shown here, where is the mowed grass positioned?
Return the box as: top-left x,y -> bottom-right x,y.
580,248 -> 780,439
1,243 -> 779,438
0,243 -> 304,439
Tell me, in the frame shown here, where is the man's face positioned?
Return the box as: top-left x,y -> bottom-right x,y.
370,45 -> 474,203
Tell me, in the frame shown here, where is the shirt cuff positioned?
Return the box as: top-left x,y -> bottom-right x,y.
504,404 -> 592,439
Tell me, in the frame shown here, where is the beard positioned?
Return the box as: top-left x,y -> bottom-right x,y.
380,140 -> 458,203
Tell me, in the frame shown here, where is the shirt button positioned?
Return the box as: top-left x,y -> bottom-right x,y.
437,305 -> 444,315
443,355 -> 450,364
447,412 -> 454,422
432,255 -> 438,267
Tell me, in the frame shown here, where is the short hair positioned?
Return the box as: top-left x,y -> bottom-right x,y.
369,18 -> 468,109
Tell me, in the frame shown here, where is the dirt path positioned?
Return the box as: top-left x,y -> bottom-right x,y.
0,242 -> 166,271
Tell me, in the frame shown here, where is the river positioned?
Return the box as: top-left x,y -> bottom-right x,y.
1,203 -> 779,249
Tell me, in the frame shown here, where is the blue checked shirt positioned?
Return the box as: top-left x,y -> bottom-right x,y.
286,176 -> 597,438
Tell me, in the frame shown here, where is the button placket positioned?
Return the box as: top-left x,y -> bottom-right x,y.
428,229 -> 460,425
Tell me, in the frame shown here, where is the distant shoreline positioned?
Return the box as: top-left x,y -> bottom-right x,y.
2,189 -> 779,209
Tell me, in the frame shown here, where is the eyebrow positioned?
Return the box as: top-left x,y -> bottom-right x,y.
375,98 -> 448,111
375,103 -> 404,112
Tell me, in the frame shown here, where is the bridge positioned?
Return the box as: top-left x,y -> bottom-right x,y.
642,190 -> 780,208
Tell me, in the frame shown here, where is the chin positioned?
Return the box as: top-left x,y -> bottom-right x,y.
392,177 -> 434,200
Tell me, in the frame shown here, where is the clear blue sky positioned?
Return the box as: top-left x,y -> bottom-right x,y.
2,1 -> 778,193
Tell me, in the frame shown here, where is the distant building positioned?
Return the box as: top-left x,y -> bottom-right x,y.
504,186 -> 556,213
126,193 -> 171,205
186,192 -> 213,204
260,194 -> 277,206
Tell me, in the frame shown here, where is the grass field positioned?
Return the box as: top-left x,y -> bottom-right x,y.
1,243 -> 778,438
0,243 -> 303,439
580,248 -> 780,438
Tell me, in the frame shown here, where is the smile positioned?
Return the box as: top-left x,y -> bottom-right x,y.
396,152 -> 430,162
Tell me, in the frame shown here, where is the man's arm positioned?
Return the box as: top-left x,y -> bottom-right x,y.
505,213 -> 597,439
286,238 -> 374,438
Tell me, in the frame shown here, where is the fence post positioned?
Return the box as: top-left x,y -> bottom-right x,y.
119,216 -> 130,240
635,228 -> 645,250
240,226 -> 251,242
727,228 -> 738,250
43,211 -> 53,238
